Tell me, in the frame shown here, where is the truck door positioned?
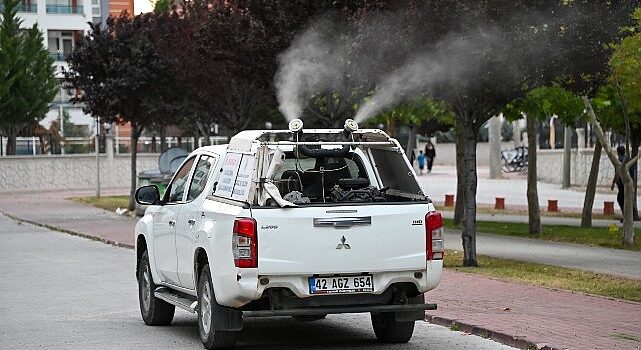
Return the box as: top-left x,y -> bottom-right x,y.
152,156 -> 196,285
175,154 -> 218,290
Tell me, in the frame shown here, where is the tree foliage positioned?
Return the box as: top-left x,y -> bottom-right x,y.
0,0 -> 57,155
66,13 -> 178,209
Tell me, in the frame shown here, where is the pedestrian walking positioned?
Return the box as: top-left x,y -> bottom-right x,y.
417,151 -> 426,175
611,146 -> 640,222
424,141 -> 436,173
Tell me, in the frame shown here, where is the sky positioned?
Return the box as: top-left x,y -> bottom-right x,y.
133,0 -> 153,15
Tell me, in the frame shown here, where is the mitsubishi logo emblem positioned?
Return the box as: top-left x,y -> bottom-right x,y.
336,235 -> 351,249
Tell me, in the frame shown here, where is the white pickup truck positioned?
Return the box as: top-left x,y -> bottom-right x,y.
134,119 -> 443,349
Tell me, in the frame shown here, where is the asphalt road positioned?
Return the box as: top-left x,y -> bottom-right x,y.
444,230 -> 641,279
0,214 -> 514,350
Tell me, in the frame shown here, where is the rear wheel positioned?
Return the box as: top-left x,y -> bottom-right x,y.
138,251 -> 175,326
370,312 -> 415,343
198,265 -> 239,349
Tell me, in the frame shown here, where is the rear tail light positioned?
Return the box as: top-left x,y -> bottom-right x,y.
426,212 -> 444,260
232,218 -> 257,268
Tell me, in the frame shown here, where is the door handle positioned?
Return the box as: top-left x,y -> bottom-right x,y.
168,220 -> 176,227
188,219 -> 196,226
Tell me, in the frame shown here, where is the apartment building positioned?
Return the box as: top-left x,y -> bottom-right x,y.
4,0 -> 134,154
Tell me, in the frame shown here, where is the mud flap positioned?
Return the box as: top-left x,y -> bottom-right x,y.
393,293 -> 426,322
211,291 -> 244,331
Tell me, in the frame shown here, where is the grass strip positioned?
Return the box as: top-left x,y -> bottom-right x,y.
70,196 -> 130,213
444,218 -> 641,251
444,249 -> 641,302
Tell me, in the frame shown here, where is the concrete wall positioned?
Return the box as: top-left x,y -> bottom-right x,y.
416,141 -> 515,166
0,154 -> 158,192
538,149 -> 640,187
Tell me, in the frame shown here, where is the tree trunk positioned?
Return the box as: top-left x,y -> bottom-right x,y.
461,127 -> 478,267
583,96 -> 638,244
128,124 -> 140,211
453,126 -> 466,225
159,126 -> 167,152
405,125 -> 415,159
621,167 -> 636,245
562,126 -> 571,188
630,134 -> 640,220
527,115 -> 541,234
196,120 -> 211,147
581,139 -> 601,227
6,133 -> 17,155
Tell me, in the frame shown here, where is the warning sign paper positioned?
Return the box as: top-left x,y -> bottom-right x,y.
231,155 -> 255,201
214,153 -> 242,198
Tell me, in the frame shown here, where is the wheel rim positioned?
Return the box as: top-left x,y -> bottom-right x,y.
201,282 -> 212,335
141,269 -> 151,312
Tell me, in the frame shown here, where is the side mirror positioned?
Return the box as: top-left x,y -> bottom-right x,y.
135,185 -> 160,205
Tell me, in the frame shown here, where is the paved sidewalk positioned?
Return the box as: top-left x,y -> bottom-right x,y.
1,190 -> 641,349
419,165 -> 641,215
427,271 -> 641,350
0,189 -> 137,248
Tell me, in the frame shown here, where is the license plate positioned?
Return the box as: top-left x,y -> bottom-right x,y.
309,275 -> 374,294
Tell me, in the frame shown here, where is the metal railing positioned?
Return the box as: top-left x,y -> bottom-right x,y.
49,52 -> 70,61
0,3 -> 38,12
45,4 -> 83,14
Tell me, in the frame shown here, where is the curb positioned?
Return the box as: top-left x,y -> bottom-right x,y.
1,212 -> 135,250
426,315 -> 556,350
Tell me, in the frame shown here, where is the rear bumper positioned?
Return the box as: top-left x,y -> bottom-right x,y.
215,260 -> 443,308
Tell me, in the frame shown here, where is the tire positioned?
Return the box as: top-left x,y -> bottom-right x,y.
292,314 -> 327,322
370,312 -> 415,343
138,251 -> 175,326
198,265 -> 239,349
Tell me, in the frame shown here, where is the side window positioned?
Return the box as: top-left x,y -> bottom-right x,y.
187,155 -> 216,201
167,157 -> 196,203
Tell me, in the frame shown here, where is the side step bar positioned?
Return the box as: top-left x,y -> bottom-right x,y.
154,287 -> 198,313
243,303 -> 437,318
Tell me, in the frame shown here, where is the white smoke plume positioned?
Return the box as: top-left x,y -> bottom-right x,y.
355,27 -> 511,123
274,17 -> 348,122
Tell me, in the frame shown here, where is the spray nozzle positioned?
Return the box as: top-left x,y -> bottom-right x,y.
343,119 -> 358,135
288,118 -> 304,133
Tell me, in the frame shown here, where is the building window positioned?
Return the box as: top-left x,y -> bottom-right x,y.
91,7 -> 99,14
48,31 -> 75,61
46,0 -> 83,14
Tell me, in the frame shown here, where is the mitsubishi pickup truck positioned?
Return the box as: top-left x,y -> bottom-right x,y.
134,119 -> 444,349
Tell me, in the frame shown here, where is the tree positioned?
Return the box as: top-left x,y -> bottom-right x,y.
583,97 -> 640,245
505,86 -> 583,234
609,8 -> 641,220
0,0 -> 57,155
66,13 -> 178,210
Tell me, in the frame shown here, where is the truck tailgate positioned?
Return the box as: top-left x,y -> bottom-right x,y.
253,203 -> 430,275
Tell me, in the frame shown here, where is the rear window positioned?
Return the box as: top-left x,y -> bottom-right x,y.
368,148 -> 424,199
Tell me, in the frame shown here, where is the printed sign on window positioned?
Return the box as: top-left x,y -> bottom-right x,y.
231,155 -> 255,201
214,152 -> 242,198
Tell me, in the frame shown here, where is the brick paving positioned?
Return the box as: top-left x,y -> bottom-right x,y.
1,189 -> 640,349
428,271 -> 641,350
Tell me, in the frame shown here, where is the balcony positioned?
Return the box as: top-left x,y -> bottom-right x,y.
46,4 -> 83,14
0,2 -> 37,12
19,3 -> 37,12
49,52 -> 70,61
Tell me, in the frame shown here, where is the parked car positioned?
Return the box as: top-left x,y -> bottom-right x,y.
134,119 -> 444,349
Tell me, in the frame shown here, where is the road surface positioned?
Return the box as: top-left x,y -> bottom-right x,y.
0,214 -> 514,349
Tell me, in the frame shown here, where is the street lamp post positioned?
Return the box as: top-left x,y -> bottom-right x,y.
95,117 -> 101,198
